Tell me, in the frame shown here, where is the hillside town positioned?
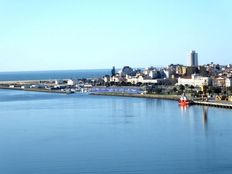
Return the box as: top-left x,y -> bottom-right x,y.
100,51 -> 232,101
0,50 -> 232,102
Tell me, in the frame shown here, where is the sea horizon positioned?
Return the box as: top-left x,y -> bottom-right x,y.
0,68 -> 111,73
0,69 -> 111,81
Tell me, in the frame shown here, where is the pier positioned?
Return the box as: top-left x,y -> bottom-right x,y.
0,80 -> 75,94
0,85 -> 71,94
193,101 -> 232,109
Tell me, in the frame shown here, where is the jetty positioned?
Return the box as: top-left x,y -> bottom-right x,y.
0,80 -> 75,94
193,101 -> 232,109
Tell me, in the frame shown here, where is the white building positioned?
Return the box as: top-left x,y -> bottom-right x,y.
110,75 -> 124,83
126,75 -> 161,84
103,75 -> 110,83
163,69 -> 170,78
55,80 -> 65,85
188,50 -> 198,67
67,79 -> 76,86
178,74 -> 211,87
148,70 -> 159,79
226,78 -> 232,87
214,77 -> 225,87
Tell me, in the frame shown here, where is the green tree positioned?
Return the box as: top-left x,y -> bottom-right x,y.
227,87 -> 232,94
179,84 -> 185,91
154,88 -> 162,94
213,87 -> 221,95
111,66 -> 116,76
189,85 -> 195,90
173,87 -> 177,93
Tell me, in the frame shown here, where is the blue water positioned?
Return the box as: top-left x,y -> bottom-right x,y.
0,89 -> 232,174
0,69 -> 110,81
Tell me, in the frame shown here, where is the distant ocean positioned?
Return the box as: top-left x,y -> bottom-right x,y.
0,69 -> 110,81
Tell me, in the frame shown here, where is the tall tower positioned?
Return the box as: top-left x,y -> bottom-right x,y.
188,50 -> 198,67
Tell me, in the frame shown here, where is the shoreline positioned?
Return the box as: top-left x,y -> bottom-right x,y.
1,85 -> 232,109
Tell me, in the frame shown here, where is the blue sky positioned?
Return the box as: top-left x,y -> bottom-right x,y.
0,0 -> 231,71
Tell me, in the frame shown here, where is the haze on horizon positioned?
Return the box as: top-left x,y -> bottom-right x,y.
0,0 -> 231,72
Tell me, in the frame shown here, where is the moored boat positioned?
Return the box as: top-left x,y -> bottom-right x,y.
178,94 -> 190,106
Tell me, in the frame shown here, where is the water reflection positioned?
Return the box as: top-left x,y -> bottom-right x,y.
1,92 -> 232,174
179,105 -> 189,112
202,106 -> 208,128
179,105 -> 209,134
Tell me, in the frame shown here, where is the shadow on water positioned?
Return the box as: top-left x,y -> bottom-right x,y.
179,105 -> 209,135
202,106 -> 208,129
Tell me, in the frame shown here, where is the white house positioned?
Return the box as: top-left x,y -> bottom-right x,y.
226,78 -> 232,87
103,75 -> 110,83
67,79 -> 76,86
178,74 -> 212,87
55,80 -> 65,85
126,75 -> 160,84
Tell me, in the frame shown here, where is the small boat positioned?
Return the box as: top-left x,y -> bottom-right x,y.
178,94 -> 190,106
64,89 -> 75,94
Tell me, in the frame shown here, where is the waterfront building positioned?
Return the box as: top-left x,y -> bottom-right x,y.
143,67 -> 154,75
213,77 -> 226,87
228,96 -> 232,101
163,69 -> 170,78
110,75 -> 126,83
178,74 -> 212,87
225,78 -> 232,87
55,80 -> 65,85
148,70 -> 159,79
188,50 -> 198,67
110,75 -> 120,83
67,79 -> 76,86
126,74 -> 168,85
103,75 -> 110,83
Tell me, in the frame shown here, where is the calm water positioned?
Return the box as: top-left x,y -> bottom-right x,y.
0,69 -> 110,81
0,89 -> 232,174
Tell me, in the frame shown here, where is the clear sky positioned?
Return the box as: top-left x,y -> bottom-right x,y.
0,0 -> 231,71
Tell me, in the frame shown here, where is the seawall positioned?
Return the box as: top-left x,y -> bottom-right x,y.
0,86 -> 68,94
91,93 -> 180,101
